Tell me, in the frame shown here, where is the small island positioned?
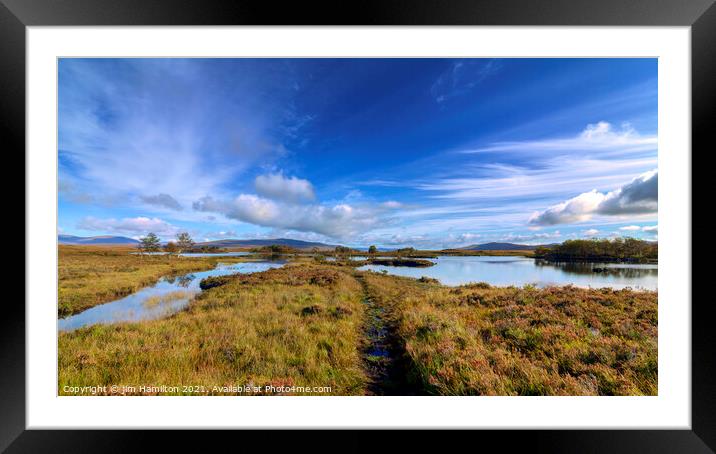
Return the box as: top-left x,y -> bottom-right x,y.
533,238 -> 657,263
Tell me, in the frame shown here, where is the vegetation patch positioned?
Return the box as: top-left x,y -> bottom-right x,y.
59,263 -> 367,395
58,245 -> 220,317
368,258 -> 435,268
362,273 -> 657,396
58,249 -> 657,396
534,238 -> 657,263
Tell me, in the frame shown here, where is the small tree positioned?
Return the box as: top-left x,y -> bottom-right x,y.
164,241 -> 179,254
368,245 -> 378,255
176,232 -> 195,253
334,245 -> 352,257
139,232 -> 161,253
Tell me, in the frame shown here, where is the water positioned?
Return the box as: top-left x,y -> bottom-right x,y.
357,256 -> 657,290
130,251 -> 251,257
324,256 -> 390,261
58,260 -> 285,331
179,251 -> 251,257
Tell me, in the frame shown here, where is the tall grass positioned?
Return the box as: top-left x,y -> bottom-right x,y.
59,245 -> 221,317
362,272 -> 657,396
58,249 -> 657,396
59,264 -> 367,395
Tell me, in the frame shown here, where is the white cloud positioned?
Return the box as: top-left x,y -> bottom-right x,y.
597,169 -> 658,215
254,172 -> 315,203
193,194 -> 383,239
583,229 -> 599,236
77,216 -> 180,237
617,224 -> 658,235
529,170 -> 657,226
528,190 -> 606,225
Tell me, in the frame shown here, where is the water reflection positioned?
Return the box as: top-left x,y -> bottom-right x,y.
358,256 -> 657,290
58,260 -> 285,332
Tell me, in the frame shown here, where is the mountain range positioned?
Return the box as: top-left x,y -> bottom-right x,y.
197,238 -> 339,250
459,242 -> 555,251
57,235 -> 557,251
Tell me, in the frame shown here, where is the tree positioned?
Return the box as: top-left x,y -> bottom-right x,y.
176,232 -> 195,253
368,245 -> 378,255
139,232 -> 161,253
334,246 -> 352,256
164,241 -> 179,254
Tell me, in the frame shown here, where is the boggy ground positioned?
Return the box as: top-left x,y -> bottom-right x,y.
59,264 -> 368,395
58,256 -> 657,396
59,245 -> 237,317
361,273 -> 657,396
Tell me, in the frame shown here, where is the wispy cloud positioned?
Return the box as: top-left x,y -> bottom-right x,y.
463,121 -> 656,155
77,216 -> 180,237
59,59 -> 658,248
431,59 -> 502,104
58,59 -> 307,213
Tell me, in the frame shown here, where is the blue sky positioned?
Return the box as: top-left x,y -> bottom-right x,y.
58,58 -> 658,248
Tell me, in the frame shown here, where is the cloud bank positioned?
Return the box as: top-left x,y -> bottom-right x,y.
529,169 -> 657,226
193,194 -> 394,239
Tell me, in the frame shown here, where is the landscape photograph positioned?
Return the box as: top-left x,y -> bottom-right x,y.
58,57 -> 658,396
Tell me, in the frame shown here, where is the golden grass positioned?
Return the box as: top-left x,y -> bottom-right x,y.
362,272 -> 657,396
58,264 -> 367,395
58,245 -> 221,317
58,249 -> 657,396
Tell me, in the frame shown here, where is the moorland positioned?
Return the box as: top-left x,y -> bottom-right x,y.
58,241 -> 657,396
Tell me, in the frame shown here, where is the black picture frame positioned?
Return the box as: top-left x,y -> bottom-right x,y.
4,0 -> 713,451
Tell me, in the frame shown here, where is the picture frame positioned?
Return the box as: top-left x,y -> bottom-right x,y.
5,0 -> 713,450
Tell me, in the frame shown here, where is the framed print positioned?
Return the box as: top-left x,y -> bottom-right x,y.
5,0 -> 714,450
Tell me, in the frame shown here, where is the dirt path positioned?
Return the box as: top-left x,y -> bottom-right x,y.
355,273 -> 418,395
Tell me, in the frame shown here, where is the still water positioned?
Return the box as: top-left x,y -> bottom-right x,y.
58,260 -> 284,332
179,251 -> 251,257
357,256 -> 657,290
130,251 -> 252,257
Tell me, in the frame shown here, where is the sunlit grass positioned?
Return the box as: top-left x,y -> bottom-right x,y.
59,245 -> 224,317
59,264 -> 367,395
58,249 -> 657,396
361,272 -> 657,396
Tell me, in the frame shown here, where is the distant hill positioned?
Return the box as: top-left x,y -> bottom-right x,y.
59,234 -> 139,245
461,242 -> 556,251
198,238 -> 339,250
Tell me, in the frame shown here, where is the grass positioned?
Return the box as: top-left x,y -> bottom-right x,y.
58,248 -> 657,396
58,245 -> 226,317
361,272 -> 657,395
59,263 -> 367,395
